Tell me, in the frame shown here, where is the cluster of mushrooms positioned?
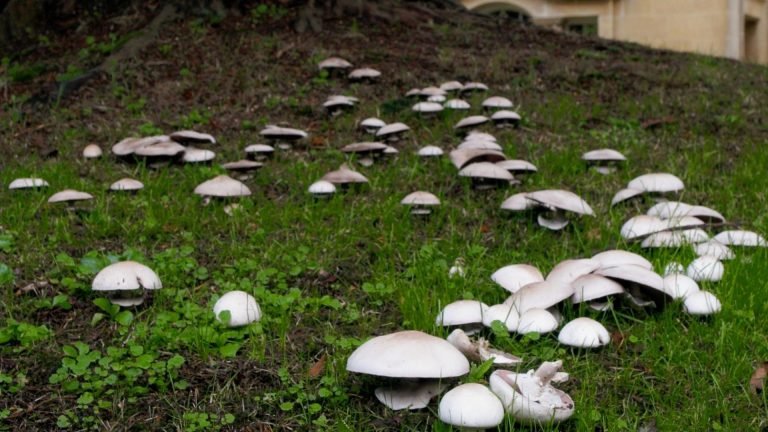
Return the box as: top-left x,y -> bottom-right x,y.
9,54 -> 767,429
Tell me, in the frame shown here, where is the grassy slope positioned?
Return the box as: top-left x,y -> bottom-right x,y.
1,5 -> 768,431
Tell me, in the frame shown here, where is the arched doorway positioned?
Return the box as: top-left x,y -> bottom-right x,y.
472,2 -> 532,23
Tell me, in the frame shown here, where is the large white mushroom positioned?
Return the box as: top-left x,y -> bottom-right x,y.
557,317 -> 610,348
346,331 -> 469,410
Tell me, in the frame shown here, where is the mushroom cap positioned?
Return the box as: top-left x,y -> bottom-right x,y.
461,82 -> 489,92
259,126 -> 308,140
491,264 -> 544,293
627,173 -> 684,193
111,135 -> 169,156
221,160 -> 264,172
465,131 -> 497,141
458,139 -> 503,151
109,178 -> 144,191
686,256 -> 724,281
611,188 -> 645,205
694,240 -> 735,260
134,141 -> 186,157
591,250 -> 653,270
346,330 -> 470,378
504,281 -> 574,313
419,86 -> 446,97
9,178 -> 49,189
213,290 -> 262,327
683,291 -> 722,315
348,67 -> 381,79
375,122 -> 410,138
458,162 -> 514,181
412,102 -> 444,113
620,215 -> 666,239
318,56 -> 352,70
83,144 -> 103,158
323,96 -> 356,108
340,142 -> 388,154
444,98 -> 471,110
527,189 -> 594,216
482,96 -> 513,109
482,304 -> 521,331
92,261 -> 162,292
440,81 -> 464,92
496,160 -> 536,176
308,180 -> 337,195
401,191 -> 440,207
594,264 -> 664,291
454,115 -> 490,130
169,130 -> 216,145
383,145 -> 399,154
640,231 -> 690,248
663,262 -> 686,276
517,308 -> 559,334
359,117 -> 386,130
712,230 -> 768,246
438,383 -> 505,429
647,201 -> 725,222
546,259 -> 601,284
427,94 -> 446,103
244,144 -> 275,155
491,110 -> 522,122
450,149 -> 507,169
661,273 -> 700,299
48,189 -> 94,203
581,148 -> 626,162
500,193 -> 538,211
435,300 -> 488,327
194,175 -> 251,197
417,145 -> 444,157
571,274 -> 625,303
558,317 -> 610,348
182,147 -> 216,163
321,164 -> 369,184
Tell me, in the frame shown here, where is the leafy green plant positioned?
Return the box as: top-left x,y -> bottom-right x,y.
0,320 -> 51,346
91,298 -> 133,326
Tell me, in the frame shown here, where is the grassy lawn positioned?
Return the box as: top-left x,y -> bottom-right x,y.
1,5 -> 768,431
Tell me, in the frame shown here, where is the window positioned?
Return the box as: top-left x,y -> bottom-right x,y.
563,17 -> 598,36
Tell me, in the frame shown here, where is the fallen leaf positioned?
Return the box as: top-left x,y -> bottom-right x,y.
308,353 -> 326,378
750,361 -> 768,394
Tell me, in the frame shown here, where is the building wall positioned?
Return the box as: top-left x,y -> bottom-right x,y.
462,0 -> 768,63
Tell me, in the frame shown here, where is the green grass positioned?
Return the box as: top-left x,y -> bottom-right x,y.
2,8 -> 768,431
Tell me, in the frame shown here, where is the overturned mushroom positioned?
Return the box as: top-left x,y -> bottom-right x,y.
490,360 -> 574,423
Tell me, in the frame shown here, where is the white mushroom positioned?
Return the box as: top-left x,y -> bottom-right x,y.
194,175 -> 251,198
308,180 -> 336,197
401,191 -> 440,215
491,264 -> 544,294
109,178 -> 144,192
557,317 -> 610,348
213,291 -> 262,327
9,178 -> 49,189
82,144 -> 103,159
346,331 -> 469,410
683,291 -> 722,315
490,360 -> 575,423
686,256 -> 724,282
92,261 -> 162,306
438,383 -> 505,430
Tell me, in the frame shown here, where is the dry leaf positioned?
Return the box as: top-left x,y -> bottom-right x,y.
308,353 -> 326,378
750,362 -> 768,394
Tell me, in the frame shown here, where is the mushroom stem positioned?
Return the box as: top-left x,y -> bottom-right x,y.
534,360 -> 563,385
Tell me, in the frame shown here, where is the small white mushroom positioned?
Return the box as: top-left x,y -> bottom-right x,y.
194,175 -> 251,198
401,191 -> 440,215
213,291 -> 262,327
558,317 -> 610,348
683,291 -> 722,315
713,230 -> 768,247
438,383 -> 505,430
308,180 -> 336,197
417,146 -> 444,157
82,144 -> 103,159
109,178 -> 144,192
686,256 -> 724,282
9,178 -> 49,189
491,264 -> 544,294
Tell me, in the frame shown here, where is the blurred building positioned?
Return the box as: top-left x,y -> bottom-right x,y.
462,0 -> 768,63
